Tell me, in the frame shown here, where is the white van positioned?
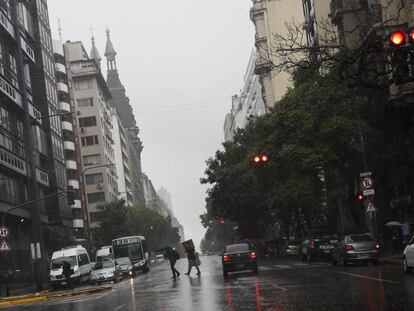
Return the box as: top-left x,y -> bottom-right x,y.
96,245 -> 113,261
49,245 -> 92,289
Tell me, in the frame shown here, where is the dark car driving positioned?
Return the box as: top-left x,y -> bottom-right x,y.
222,243 -> 258,277
301,233 -> 339,262
332,234 -> 380,266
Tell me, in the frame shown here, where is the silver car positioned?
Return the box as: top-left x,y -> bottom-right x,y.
90,260 -> 123,285
332,234 -> 380,266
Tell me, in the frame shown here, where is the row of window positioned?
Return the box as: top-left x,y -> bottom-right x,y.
0,130 -> 24,158
74,79 -> 92,91
45,78 -> 58,108
87,192 -> 105,204
17,3 -> 34,38
77,97 -> 93,109
81,135 -> 98,147
83,154 -> 101,166
0,172 -> 27,204
51,135 -> 64,163
36,0 -> 50,26
38,21 -> 52,53
79,116 -> 96,128
42,50 -> 55,82
0,106 -> 24,139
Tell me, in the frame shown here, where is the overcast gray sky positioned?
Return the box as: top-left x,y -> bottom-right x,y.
48,0 -> 255,248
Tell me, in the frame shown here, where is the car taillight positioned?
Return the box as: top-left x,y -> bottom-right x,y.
373,244 -> 380,250
223,255 -> 230,262
310,240 -> 315,248
249,252 -> 257,259
345,244 -> 354,251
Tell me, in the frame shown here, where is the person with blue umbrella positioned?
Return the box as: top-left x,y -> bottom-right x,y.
160,246 -> 180,279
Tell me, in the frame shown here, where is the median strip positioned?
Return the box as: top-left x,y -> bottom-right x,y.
0,286 -> 112,307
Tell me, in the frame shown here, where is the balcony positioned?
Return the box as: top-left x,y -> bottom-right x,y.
0,147 -> 26,176
73,219 -> 84,228
68,179 -> 79,190
72,200 -> 81,209
64,141 -> 75,151
56,82 -> 68,94
35,168 -> 49,187
55,63 -> 66,75
0,10 -> 15,39
59,101 -> 71,113
62,121 -> 73,132
66,160 -> 77,170
20,36 -> 35,63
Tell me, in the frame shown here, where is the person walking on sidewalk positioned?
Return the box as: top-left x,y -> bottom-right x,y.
185,245 -> 200,276
166,247 -> 180,279
62,261 -> 73,290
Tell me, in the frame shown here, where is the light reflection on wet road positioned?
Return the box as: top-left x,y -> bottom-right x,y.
4,256 -> 414,311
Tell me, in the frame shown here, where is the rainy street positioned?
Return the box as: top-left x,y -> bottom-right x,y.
3,256 -> 414,311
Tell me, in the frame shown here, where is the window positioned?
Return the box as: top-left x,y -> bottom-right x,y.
79,116 -> 97,128
83,154 -> 101,166
74,79 -> 92,90
79,253 -> 90,266
90,211 -> 103,223
77,98 -> 93,109
81,135 -> 98,146
85,173 -> 103,185
87,192 -> 105,204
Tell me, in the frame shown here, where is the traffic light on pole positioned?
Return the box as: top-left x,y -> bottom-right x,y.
388,30 -> 412,84
67,185 -> 75,205
356,193 -> 364,202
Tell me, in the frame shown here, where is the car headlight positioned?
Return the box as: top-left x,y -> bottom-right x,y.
129,271 -> 133,276
107,272 -> 114,277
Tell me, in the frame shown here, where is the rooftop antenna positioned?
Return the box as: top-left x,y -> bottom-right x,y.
57,18 -> 62,41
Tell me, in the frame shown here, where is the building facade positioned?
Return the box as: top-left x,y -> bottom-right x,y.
250,0 -> 304,108
64,40 -> 118,228
224,49 -> 266,141
104,29 -> 146,206
53,38 -> 85,240
302,0 -> 332,47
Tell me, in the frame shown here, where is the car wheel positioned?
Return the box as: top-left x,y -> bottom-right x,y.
404,257 -> 411,273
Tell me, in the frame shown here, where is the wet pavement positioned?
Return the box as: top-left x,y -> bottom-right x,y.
4,255 -> 414,310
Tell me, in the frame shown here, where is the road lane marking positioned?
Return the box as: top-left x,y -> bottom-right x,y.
273,264 -> 291,269
114,304 -> 127,311
338,272 -> 400,284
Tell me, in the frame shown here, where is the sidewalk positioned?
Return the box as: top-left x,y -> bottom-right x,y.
0,284 -> 112,308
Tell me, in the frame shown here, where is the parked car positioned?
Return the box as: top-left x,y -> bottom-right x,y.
403,235 -> 414,273
301,233 -> 339,262
221,243 -> 258,277
281,239 -> 302,258
116,257 -> 136,277
49,245 -> 92,289
332,234 -> 380,266
90,260 -> 123,285
155,254 -> 165,262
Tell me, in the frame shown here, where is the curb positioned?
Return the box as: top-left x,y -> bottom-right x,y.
0,286 -> 112,308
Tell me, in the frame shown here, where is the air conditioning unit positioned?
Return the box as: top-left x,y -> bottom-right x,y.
80,127 -> 84,133
77,110 -> 81,116
97,183 -> 103,190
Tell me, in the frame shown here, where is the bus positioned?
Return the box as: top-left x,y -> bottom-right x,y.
112,236 -> 150,272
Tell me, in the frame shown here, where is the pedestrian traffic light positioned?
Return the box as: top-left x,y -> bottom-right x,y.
251,154 -> 269,165
67,186 -> 75,205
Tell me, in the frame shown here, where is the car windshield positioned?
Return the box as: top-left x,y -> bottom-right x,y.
51,256 -> 77,269
93,261 -> 114,270
226,244 -> 249,253
116,258 -> 131,266
349,235 -> 373,242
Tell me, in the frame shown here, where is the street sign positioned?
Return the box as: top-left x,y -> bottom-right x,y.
366,201 -> 377,213
0,240 -> 11,252
363,189 -> 375,196
361,177 -> 374,190
0,226 -> 9,238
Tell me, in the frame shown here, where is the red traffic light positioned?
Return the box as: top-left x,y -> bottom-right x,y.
149,225 -> 154,230
219,219 -> 225,224
252,154 -> 269,164
390,31 -> 406,46
357,194 -> 364,201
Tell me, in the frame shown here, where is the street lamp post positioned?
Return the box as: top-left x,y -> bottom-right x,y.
80,163 -> 116,252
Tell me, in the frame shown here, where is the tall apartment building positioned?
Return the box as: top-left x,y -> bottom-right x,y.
111,107 -> 133,206
250,0 -> 304,107
224,48 -> 266,141
105,29 -> 146,206
0,0 -> 76,282
157,187 -> 185,241
53,38 -> 86,240
64,40 -> 118,228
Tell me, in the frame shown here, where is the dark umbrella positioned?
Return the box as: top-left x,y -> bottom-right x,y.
51,257 -> 74,269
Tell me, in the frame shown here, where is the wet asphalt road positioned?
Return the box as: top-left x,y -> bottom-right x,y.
4,255 -> 414,311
